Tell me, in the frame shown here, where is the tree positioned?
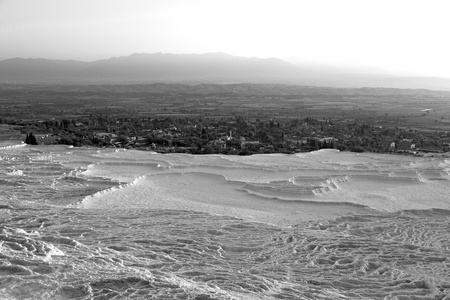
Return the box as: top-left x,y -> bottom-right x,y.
202,145 -> 214,154
226,138 -> 241,149
116,135 -> 129,145
29,132 -> 37,145
25,132 -> 38,145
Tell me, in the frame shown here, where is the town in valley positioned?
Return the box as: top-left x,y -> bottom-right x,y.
1,83 -> 449,156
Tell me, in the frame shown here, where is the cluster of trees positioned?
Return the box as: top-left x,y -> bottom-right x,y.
24,132 -> 38,145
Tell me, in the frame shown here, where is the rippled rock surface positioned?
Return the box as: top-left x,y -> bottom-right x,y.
1,205 -> 449,299
1,142 -> 449,299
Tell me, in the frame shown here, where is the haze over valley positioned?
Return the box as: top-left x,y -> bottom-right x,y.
2,52 -> 450,91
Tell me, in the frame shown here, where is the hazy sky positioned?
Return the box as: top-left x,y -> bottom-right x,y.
1,0 -> 450,77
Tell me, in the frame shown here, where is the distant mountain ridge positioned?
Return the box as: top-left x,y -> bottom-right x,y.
0,53 -> 300,84
1,52 -> 450,91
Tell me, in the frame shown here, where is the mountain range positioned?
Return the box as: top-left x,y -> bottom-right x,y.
1,52 -> 450,91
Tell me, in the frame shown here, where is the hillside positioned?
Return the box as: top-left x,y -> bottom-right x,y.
0,53 -> 301,84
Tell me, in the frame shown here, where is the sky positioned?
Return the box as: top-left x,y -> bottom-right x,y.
1,0 -> 450,78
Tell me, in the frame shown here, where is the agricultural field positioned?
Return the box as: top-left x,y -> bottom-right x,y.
1,83 -> 450,131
